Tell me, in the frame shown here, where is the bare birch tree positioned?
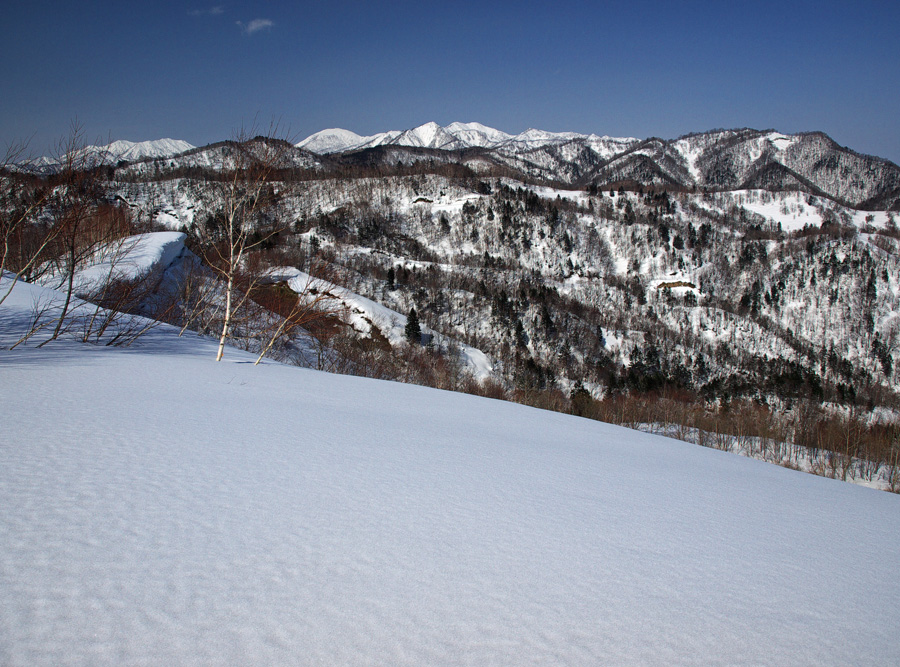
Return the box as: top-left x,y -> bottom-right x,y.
193,128 -> 295,361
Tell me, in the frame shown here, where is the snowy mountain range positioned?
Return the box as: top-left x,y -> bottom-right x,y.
296,122 -> 900,210
295,121 -> 625,154
82,138 -> 196,163
94,141 -> 900,424
17,138 -> 196,173
19,122 -> 900,209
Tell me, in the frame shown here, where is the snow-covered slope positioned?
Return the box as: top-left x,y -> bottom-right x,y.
36,231 -> 190,298
1,275 -> 899,665
13,155 -> 59,175
296,128 -> 401,154
496,127 -> 587,150
268,266 -> 494,381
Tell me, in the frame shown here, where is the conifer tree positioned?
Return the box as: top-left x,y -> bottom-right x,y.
405,307 -> 421,344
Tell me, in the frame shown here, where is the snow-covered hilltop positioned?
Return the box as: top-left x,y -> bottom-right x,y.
295,128 -> 377,154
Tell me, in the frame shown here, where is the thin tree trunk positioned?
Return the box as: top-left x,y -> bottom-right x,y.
216,274 -> 233,361
42,246 -> 76,346
255,315 -> 290,365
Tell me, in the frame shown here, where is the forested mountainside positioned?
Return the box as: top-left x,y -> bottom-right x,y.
6,124 -> 900,483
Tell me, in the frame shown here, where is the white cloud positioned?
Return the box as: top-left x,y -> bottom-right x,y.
238,18 -> 274,35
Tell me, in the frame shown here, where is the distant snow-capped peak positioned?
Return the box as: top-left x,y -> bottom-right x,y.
388,122 -> 467,151
294,123 -> 814,163
296,128 -> 368,153
16,138 -> 195,173
510,128 -> 584,144
81,138 -> 195,163
295,121 -> 600,155
444,122 -> 513,148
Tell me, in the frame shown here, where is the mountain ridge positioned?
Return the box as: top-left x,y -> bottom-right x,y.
291,123 -> 900,209
16,123 -> 900,210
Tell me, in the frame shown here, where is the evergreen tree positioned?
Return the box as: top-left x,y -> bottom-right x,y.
405,308 -> 421,344
387,266 -> 395,290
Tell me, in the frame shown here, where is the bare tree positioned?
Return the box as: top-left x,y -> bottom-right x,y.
0,125 -> 150,346
0,140 -> 52,305
249,268 -> 346,365
192,127 -> 296,361
41,169 -> 131,344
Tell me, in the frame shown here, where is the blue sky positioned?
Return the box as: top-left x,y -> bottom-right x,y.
2,1 -> 898,163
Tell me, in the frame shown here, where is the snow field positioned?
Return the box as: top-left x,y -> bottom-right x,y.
1,276 -> 899,665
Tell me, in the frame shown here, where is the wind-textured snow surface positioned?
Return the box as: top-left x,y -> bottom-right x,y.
1,277 -> 899,665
